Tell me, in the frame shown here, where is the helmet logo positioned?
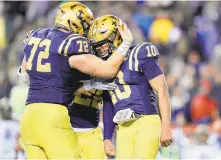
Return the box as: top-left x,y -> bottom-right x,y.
112,21 -> 117,26
99,27 -> 108,34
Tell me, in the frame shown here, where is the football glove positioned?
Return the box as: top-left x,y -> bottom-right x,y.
83,79 -> 117,91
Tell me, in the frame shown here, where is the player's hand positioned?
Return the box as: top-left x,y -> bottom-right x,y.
116,23 -> 133,57
104,139 -> 116,157
160,125 -> 173,147
83,79 -> 117,91
118,23 -> 133,44
17,66 -> 30,85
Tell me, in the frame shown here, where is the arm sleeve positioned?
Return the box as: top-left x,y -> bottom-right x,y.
129,42 -> 163,80
140,59 -> 163,81
103,91 -> 116,140
64,36 -> 92,56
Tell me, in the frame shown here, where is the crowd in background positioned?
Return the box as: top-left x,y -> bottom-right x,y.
0,1 -> 221,159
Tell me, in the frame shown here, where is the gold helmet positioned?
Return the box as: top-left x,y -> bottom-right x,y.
55,2 -> 94,35
88,15 -> 123,59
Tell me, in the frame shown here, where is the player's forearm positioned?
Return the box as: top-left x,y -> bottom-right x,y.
84,56 -> 122,79
21,55 -> 26,72
69,54 -> 120,79
149,74 -> 171,126
103,52 -> 125,77
69,37 -> 131,78
102,39 -> 132,78
103,109 -> 116,140
103,94 -> 115,140
158,91 -> 171,127
98,39 -> 132,78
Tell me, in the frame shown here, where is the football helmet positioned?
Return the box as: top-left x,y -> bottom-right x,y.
55,2 -> 94,35
88,15 -> 123,59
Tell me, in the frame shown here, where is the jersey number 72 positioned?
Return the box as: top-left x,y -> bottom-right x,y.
26,37 -> 51,72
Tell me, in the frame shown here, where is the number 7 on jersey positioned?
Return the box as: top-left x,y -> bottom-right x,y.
26,37 -> 51,72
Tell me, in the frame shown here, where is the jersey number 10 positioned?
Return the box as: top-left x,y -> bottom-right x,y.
109,71 -> 131,105
26,37 -> 51,72
146,45 -> 159,57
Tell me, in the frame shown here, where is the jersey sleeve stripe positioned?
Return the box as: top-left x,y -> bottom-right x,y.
129,43 -> 143,71
134,43 -> 149,71
64,36 -> 82,56
58,34 -> 74,55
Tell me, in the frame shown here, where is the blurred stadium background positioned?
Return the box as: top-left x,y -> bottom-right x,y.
0,1 -> 221,159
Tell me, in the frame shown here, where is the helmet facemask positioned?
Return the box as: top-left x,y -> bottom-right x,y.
91,31 -> 118,60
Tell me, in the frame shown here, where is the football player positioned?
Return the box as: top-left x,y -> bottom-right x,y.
18,70 -> 110,159
88,15 -> 173,159
19,2 -> 133,159
69,87 -> 106,159
18,69 -> 113,159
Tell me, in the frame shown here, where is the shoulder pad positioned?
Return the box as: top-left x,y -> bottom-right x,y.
129,42 -> 159,71
58,34 -> 91,56
22,29 -> 36,47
